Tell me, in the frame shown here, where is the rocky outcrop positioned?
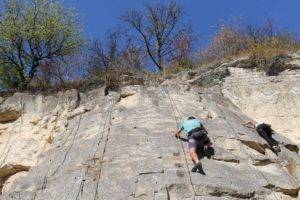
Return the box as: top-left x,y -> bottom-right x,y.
0,164 -> 30,194
0,106 -> 21,123
0,53 -> 300,199
222,67 -> 300,146
0,83 -> 298,200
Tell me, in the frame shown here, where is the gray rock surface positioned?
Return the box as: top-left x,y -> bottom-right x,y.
222,67 -> 300,146
0,82 -> 298,199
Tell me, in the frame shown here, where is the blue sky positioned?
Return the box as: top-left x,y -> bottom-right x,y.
62,0 -> 300,46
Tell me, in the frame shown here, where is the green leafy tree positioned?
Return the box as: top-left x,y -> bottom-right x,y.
0,0 -> 83,90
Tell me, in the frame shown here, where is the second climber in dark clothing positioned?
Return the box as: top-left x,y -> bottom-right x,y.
174,116 -> 212,173
242,121 -> 280,153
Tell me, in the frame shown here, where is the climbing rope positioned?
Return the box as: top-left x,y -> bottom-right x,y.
162,86 -> 197,200
206,93 -> 281,200
0,97 -> 25,164
63,98 -> 115,200
30,96 -> 62,200
40,97 -> 63,156
31,111 -> 84,200
54,115 -> 83,175
93,99 -> 115,200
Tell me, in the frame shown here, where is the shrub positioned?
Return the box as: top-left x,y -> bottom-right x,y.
199,25 -> 247,64
198,20 -> 300,75
248,32 -> 298,60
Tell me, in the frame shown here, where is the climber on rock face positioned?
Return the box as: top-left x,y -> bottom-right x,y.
242,121 -> 280,154
174,116 -> 212,174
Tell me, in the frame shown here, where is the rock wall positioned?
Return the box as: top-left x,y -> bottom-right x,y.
0,84 -> 299,199
222,68 -> 300,146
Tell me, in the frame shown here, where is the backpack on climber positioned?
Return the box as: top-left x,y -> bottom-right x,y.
174,116 -> 213,174
242,121 -> 281,154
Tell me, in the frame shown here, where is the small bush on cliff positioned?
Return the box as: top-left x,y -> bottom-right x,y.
199,24 -> 247,64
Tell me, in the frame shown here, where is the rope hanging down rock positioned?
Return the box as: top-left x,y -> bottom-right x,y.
162,86 -> 197,200
73,99 -> 115,200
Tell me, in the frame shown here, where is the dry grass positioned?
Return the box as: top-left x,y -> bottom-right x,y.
198,21 -> 300,75
248,37 -> 298,60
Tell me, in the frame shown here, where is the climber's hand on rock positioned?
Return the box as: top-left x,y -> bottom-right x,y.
174,131 -> 179,138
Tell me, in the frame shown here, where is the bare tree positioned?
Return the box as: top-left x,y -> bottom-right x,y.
122,1 -> 188,71
245,18 -> 276,44
246,24 -> 261,44
122,45 -> 144,71
88,30 -> 143,76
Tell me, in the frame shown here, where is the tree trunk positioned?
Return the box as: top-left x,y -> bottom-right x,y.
16,67 -> 27,91
157,46 -> 164,72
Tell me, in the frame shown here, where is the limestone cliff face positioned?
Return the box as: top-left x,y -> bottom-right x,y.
222,68 -> 300,146
0,80 -> 299,199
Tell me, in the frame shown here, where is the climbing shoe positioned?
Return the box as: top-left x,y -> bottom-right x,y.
191,162 -> 200,172
191,162 -> 206,175
273,145 -> 281,153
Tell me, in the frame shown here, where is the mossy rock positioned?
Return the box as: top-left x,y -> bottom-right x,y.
198,67 -> 230,87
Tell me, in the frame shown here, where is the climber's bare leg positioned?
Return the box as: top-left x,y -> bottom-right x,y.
189,148 -> 199,164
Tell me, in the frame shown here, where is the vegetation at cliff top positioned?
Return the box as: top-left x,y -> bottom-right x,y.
0,0 -> 299,93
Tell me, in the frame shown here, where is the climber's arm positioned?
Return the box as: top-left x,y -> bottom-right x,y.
174,127 -> 184,138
